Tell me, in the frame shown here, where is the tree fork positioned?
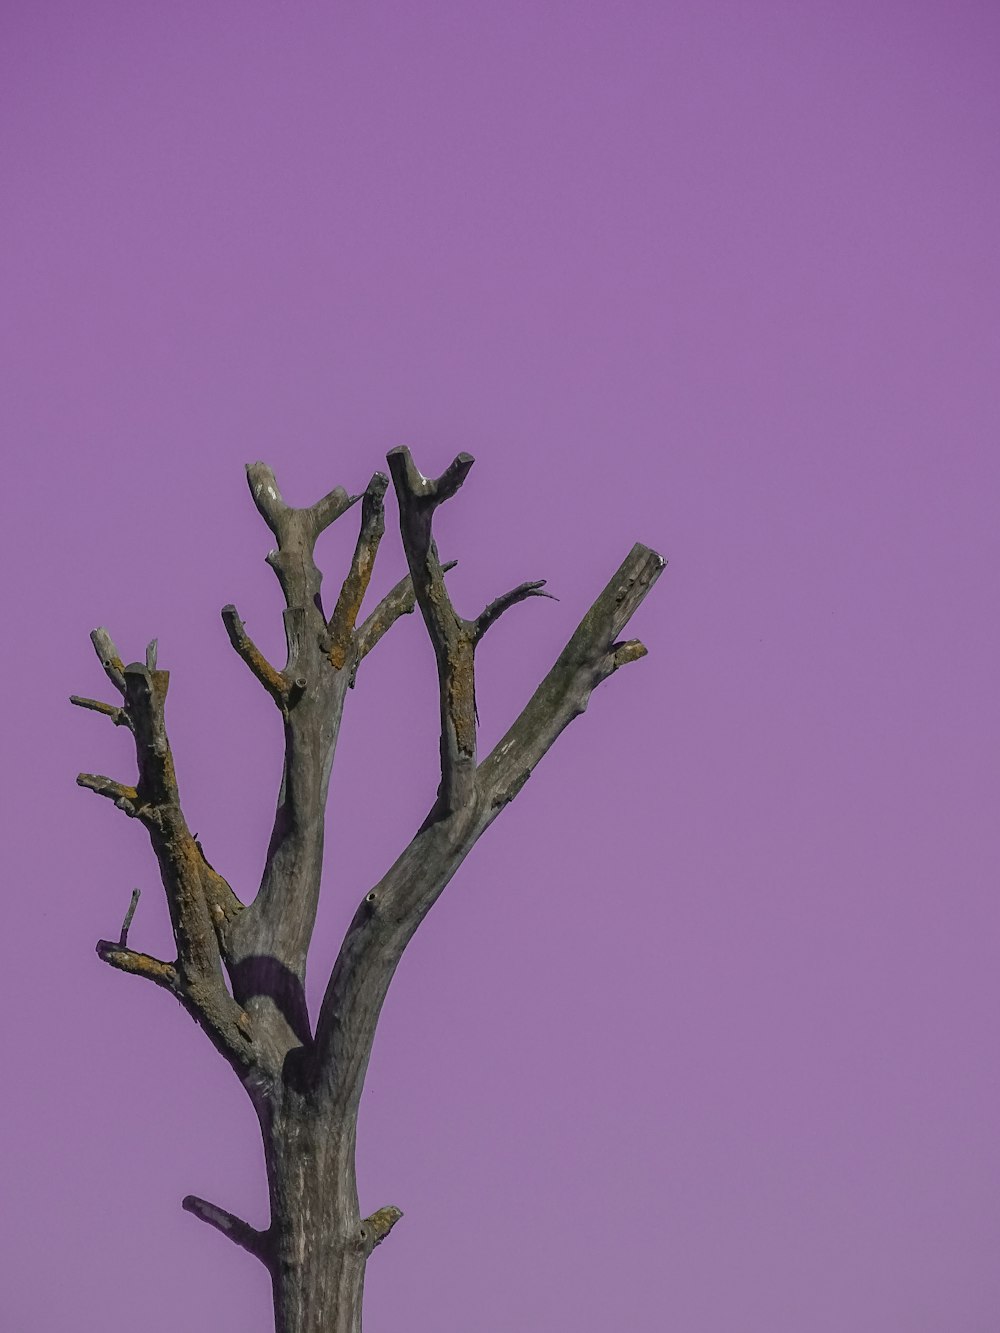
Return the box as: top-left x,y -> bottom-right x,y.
75,451 -> 664,1333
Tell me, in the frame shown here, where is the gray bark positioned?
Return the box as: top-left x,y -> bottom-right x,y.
75,450 -> 663,1332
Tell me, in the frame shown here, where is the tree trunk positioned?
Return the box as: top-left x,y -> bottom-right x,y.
264,1097 -> 367,1333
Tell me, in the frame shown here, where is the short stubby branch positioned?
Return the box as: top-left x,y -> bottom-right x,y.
96,939 -> 178,990
69,694 -> 133,730
603,638 -> 649,676
362,1206 -> 403,1253
182,1194 -> 272,1265
77,772 -> 139,816
221,604 -> 290,707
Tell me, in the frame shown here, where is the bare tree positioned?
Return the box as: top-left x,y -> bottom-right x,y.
74,451 -> 664,1333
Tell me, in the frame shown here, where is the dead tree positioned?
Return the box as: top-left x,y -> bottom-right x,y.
74,450 -> 664,1333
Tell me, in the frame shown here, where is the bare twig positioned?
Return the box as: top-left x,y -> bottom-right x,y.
472,579 -> 556,643
119,887 -> 141,946
69,695 -> 133,729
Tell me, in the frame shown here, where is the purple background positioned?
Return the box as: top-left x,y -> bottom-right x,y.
3,3 -> 999,1329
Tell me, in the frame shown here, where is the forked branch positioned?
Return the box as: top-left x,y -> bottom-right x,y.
387,446 -> 478,812
221,464 -> 393,1042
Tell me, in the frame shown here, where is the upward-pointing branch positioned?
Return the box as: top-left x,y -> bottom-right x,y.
223,465 -> 386,1049
326,472 -> 389,670
74,631 -> 255,1078
313,537 -> 664,1106
476,543 -> 666,811
387,447 -> 478,813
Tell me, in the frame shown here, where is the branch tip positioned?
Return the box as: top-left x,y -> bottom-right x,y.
386,446 -> 475,504
89,627 -> 127,695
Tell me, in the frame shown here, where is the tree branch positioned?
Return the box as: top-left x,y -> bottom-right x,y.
362,1206 -> 403,1253
76,635 -> 256,1078
327,472 -> 389,670
182,1195 -> 272,1264
472,579 -> 556,643
352,559 -> 458,680
96,940 -> 178,990
477,543 -> 666,811
69,695 -> 133,729
221,604 -> 289,707
386,446 -> 478,813
224,464 -> 374,1050
118,886 -> 141,945
89,627 -> 127,695
314,541 -> 664,1106
77,772 -> 139,815
245,461 -> 358,615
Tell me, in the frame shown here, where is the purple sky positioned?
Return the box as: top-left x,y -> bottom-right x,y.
4,2 -> 1000,1329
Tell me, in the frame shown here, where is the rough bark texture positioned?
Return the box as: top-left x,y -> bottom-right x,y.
75,451 -> 664,1332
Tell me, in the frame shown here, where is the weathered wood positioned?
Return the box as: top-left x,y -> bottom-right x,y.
76,452 -> 664,1333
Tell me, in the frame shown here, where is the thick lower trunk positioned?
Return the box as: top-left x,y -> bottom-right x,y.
264,1102 -> 367,1333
